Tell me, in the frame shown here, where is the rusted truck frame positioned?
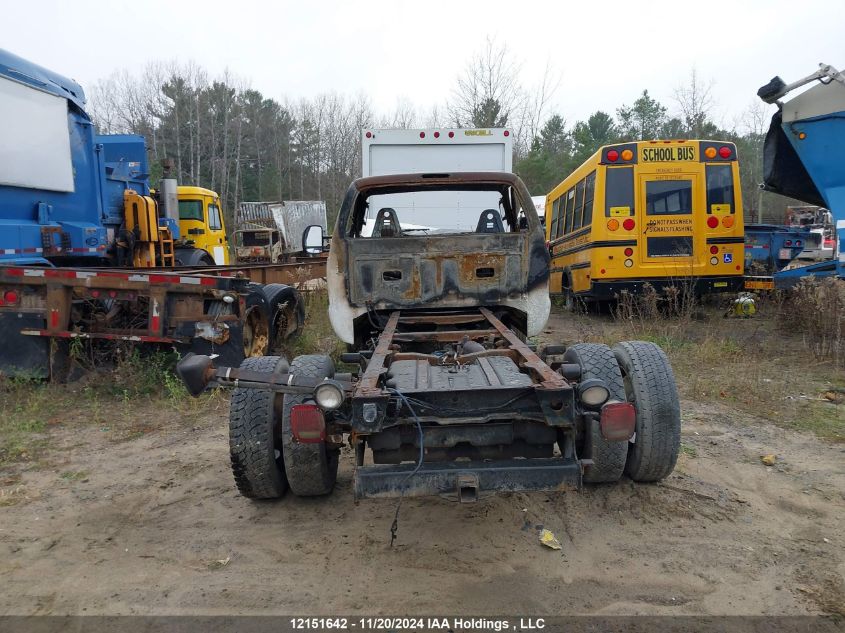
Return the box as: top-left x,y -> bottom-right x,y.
178,172 -> 681,503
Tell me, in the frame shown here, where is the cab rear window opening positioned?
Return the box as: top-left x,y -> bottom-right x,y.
347,184 -> 532,237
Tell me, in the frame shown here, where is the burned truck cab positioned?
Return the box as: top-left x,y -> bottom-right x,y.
326,172 -> 551,348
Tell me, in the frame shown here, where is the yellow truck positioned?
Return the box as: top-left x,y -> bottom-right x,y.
175,185 -> 231,265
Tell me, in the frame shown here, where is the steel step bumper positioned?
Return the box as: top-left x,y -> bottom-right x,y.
353,457 -> 582,500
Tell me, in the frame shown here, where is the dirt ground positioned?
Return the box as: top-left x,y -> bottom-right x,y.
1,311 -> 844,616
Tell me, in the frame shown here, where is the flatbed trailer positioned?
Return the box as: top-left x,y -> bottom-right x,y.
0,258 -> 325,378
169,256 -> 326,286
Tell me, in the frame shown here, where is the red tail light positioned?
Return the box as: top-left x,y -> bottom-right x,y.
707,216 -> 719,229
784,240 -> 792,247
710,246 -> 719,254
3,290 -> 19,304
622,218 -> 635,231
607,149 -> 619,162
290,404 -> 325,443
624,247 -> 633,257
600,401 -> 636,441
718,146 -> 732,159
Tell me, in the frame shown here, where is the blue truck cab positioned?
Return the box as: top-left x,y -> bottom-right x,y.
0,48 -> 175,266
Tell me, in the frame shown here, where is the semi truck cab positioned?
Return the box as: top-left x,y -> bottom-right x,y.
177,186 -> 230,265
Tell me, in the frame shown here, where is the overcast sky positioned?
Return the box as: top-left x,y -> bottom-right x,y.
3,0 -> 842,128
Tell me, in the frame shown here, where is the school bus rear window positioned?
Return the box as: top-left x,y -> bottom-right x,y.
706,164 -> 735,214
645,180 -> 693,215
647,236 -> 693,258
605,167 -> 633,217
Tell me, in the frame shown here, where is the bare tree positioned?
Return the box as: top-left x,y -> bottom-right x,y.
423,103 -> 444,129
522,59 -> 561,151
673,67 -> 715,137
448,36 -> 527,130
381,97 -> 418,129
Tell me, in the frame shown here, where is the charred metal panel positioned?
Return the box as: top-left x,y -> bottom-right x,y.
347,233 -> 529,308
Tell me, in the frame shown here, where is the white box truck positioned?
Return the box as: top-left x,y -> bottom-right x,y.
360,128 -> 513,235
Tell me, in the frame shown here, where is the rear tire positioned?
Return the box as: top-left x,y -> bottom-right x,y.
242,285 -> 271,358
282,354 -> 338,496
263,283 -> 304,346
562,272 -> 585,313
613,341 -> 681,482
229,355 -> 289,499
564,343 -> 628,483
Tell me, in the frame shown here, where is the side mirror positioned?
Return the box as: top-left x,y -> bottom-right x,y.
302,225 -> 325,255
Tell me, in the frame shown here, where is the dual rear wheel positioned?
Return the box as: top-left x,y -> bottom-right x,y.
564,341 -> 681,483
228,354 -> 338,499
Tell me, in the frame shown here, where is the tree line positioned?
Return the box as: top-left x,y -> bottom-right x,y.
89,39 -> 791,228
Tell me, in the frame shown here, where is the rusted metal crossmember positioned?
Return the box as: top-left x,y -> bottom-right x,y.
479,307 -> 568,389
356,311 -> 400,397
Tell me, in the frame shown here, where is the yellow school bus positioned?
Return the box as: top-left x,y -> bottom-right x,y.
545,140 -> 744,304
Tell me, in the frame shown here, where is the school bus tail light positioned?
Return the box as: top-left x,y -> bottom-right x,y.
722,216 -> 735,228
621,149 -> 633,161
607,149 -> 619,162
719,146 -> 732,159
707,216 -> 719,229
624,247 -> 633,257
607,219 -> 620,231
705,146 -> 717,159
622,218 -> 635,231
710,246 -> 719,255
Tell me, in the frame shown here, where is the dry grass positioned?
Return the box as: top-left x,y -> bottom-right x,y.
776,277 -> 845,364
0,349 -> 224,469
564,293 -> 845,443
280,289 -> 346,363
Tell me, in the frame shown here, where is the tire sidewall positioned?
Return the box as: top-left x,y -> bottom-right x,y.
563,342 -> 628,483
614,341 -> 681,482
281,354 -> 338,496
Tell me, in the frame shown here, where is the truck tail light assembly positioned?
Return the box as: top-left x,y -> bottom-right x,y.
599,401 -> 637,441
0,290 -> 19,306
290,404 -> 326,443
